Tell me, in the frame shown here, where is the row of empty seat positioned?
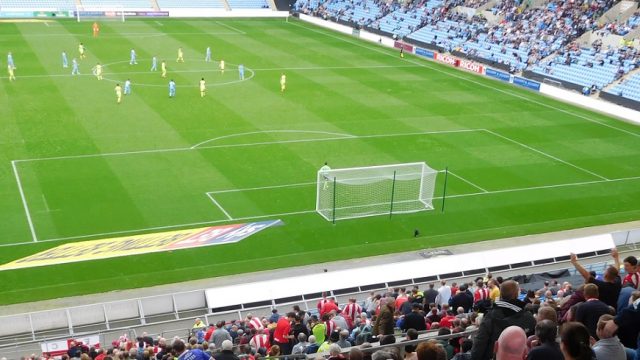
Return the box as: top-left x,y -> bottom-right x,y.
607,72 -> 640,102
155,0 -> 224,8
0,0 -> 75,9
227,0 -> 268,9
80,0 -> 152,8
0,0 -> 269,10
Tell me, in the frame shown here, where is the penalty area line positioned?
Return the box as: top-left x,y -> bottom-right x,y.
12,161 -> 38,242
214,21 -> 246,34
482,129 -> 609,181
206,193 -> 234,220
447,170 -> 488,193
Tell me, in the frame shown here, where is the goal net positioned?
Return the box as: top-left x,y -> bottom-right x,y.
316,162 -> 438,222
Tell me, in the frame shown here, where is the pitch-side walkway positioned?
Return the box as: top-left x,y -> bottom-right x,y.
1,220 -> 639,316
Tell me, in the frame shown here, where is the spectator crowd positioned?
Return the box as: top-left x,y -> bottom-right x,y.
12,248 -> 640,360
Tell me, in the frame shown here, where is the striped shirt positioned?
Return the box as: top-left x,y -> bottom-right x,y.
249,317 -> 264,330
249,334 -> 270,350
474,288 -> 490,303
342,303 -> 362,321
324,320 -> 336,336
317,298 -> 330,311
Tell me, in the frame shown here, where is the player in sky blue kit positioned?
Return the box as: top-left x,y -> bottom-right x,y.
238,64 -> 245,80
169,79 -> 176,98
71,58 -> 80,75
205,46 -> 211,62
150,55 -> 157,71
62,51 -> 68,68
124,79 -> 131,95
7,52 -> 15,69
130,48 -> 137,65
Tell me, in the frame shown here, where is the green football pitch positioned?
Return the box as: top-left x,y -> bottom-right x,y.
1,17 -> 640,305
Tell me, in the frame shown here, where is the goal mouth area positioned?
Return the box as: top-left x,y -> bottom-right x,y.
316,162 -> 438,222
316,199 -> 435,221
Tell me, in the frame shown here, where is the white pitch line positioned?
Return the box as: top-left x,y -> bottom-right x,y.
13,128 -> 480,163
154,21 -> 163,26
3,174 -> 640,247
11,161 -> 38,242
209,181 -> 317,194
214,20 -> 246,34
482,129 -> 609,181
42,194 -> 50,213
447,171 -> 488,193
191,130 -> 357,149
206,193 -> 234,220
288,20 -> 640,139
442,175 -> 640,199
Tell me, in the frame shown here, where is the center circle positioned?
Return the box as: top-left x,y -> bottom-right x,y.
100,59 -> 254,87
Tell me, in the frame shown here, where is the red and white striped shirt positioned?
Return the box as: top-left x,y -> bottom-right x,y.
342,303 -> 362,321
623,272 -> 640,290
249,334 -> 270,350
474,288 -> 490,303
317,298 -> 330,311
325,319 -> 336,336
248,317 -> 264,330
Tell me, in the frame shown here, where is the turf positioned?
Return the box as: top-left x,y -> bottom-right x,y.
1,18 -> 639,305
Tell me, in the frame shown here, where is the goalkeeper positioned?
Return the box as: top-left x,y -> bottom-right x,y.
320,162 -> 331,190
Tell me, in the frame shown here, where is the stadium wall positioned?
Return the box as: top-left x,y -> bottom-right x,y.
296,14 -> 640,127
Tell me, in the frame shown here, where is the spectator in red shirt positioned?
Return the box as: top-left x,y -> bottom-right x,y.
343,298 -> 362,323
395,288 -> 409,310
204,324 -> 215,343
612,248 -> 640,290
318,292 -> 330,312
321,298 -> 340,318
451,282 -> 459,297
273,312 -> 295,355
439,310 -> 456,329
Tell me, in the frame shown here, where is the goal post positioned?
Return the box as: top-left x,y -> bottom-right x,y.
316,162 -> 438,222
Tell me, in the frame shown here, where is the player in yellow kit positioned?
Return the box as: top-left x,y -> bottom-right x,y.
177,47 -> 184,63
7,64 -> 15,81
200,78 -> 206,97
78,43 -> 86,60
219,59 -> 225,75
161,60 -> 167,78
280,73 -> 286,93
115,83 -> 122,104
93,62 -> 103,80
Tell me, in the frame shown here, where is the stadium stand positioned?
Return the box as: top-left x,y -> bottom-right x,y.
608,72 -> 640,101
531,42 -> 640,89
227,0 -> 269,9
0,0 -> 75,10
2,249 -> 638,359
293,0 -> 640,103
1,227 -> 638,359
295,0 -> 391,27
155,0 -> 225,9
79,0 -> 153,9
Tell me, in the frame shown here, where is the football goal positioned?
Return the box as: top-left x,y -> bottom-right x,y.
316,162 -> 438,222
